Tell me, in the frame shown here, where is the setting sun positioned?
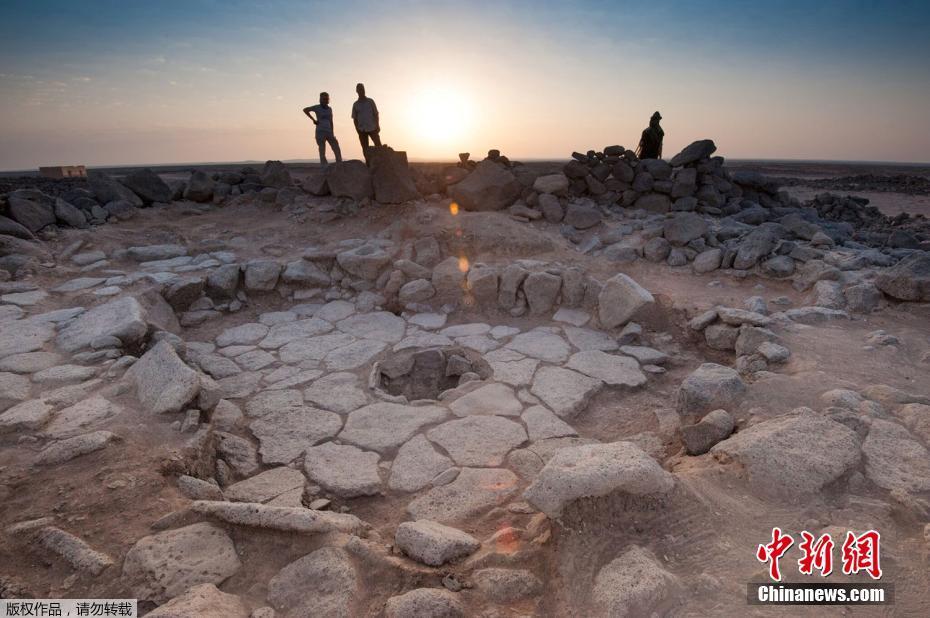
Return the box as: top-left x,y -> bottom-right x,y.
407,86 -> 473,150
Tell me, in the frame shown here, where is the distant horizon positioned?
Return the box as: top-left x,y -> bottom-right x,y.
3,155 -> 930,176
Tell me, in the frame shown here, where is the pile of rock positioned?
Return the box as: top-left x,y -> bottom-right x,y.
688,306 -> 790,375
0,160 -> 296,242
554,139 -> 760,215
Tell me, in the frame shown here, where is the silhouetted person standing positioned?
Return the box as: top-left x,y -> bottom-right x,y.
303,92 -> 342,167
636,111 -> 664,159
352,83 -> 381,163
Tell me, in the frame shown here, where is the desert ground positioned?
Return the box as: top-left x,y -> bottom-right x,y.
0,146 -> 929,616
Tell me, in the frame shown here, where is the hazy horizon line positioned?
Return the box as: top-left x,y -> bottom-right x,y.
3,156 -> 930,175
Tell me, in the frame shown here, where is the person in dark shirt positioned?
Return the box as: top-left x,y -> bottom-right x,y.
303,92 -> 342,167
636,111 -> 664,159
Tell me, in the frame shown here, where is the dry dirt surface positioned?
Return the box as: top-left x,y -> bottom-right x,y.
1,149 -> 929,617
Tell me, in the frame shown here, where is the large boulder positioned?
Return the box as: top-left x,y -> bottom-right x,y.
327,160 -> 373,200
876,253 -> 930,301
633,193 -> 671,213
385,589 -> 464,618
53,198 -> 88,228
448,160 -> 521,211
524,441 -> 674,518
183,170 -> 214,202
122,523 -> 240,604
533,173 -> 570,194
7,195 -> 56,232
121,168 -> 172,204
676,363 -> 745,419
260,160 -> 292,188
711,410 -> 861,499
56,296 -> 149,352
369,147 -> 419,203
733,224 -> 786,270
394,520 -> 479,566
597,274 -> 654,329
669,139 -> 717,167
146,584 -> 249,618
88,172 -> 143,207
336,242 -> 394,280
862,418 -> 930,493
592,546 -> 682,617
268,547 -> 358,617
127,341 -> 201,414
663,212 -> 707,245
0,215 -> 35,240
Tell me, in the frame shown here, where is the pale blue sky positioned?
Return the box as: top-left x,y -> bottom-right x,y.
1,1 -> 928,169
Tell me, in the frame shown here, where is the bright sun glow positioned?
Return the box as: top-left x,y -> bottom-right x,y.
407,86 -> 473,149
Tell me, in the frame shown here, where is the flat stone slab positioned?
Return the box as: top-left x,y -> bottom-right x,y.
51,278 -> 105,293
122,523 -> 241,604
530,366 -> 603,418
224,467 -> 306,503
388,435 -> 454,492
249,406 -> 342,464
336,311 -> 406,343
553,308 -> 591,326
408,313 -> 447,330
0,348 -> 62,373
304,442 -> 382,497
524,441 -> 675,518
563,326 -> 619,352
0,399 -> 53,433
439,323 -> 491,338
1,290 -> 48,306
42,396 -> 123,439
215,323 -> 269,347
0,321 -> 56,359
234,349 -> 276,371
303,372 -> 368,413
427,416 -> 527,467
619,345 -> 668,365
449,383 -> 523,417
489,357 -> 539,387
278,333 -> 356,364
259,318 -> 333,349
505,328 -> 571,363
245,389 -> 304,418
339,402 -> 448,453
394,333 -> 454,351
35,430 -> 119,466
324,339 -> 387,370
522,405 -> 578,441
566,350 -> 647,387
315,300 -> 356,322
406,467 -> 519,523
